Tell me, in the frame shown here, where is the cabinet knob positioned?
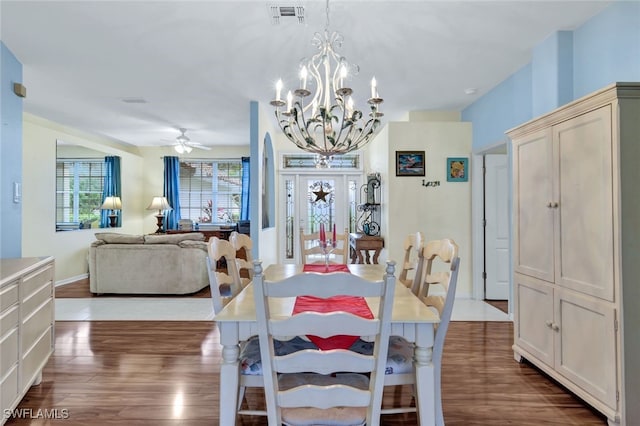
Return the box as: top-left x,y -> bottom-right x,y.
552,202 -> 559,208
545,320 -> 553,328
551,324 -> 560,331
547,202 -> 553,208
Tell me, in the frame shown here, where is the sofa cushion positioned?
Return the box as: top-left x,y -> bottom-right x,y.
178,240 -> 208,251
144,232 -> 205,244
95,233 -> 145,244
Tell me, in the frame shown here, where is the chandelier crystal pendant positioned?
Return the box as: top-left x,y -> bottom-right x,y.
271,0 -> 383,168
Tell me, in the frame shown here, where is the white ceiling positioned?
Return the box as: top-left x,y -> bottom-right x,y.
1,0 -> 613,149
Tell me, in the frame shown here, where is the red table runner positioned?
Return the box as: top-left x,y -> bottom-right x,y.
302,264 -> 350,273
294,264 -> 372,350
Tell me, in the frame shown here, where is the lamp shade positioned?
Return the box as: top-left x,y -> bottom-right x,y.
100,196 -> 122,210
147,196 -> 172,212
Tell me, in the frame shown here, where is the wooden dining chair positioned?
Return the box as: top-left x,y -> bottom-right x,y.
381,238 -> 460,426
229,231 -> 254,287
253,260 -> 396,426
207,236 -> 266,416
299,226 -> 349,264
206,237 -> 242,314
398,231 -> 425,289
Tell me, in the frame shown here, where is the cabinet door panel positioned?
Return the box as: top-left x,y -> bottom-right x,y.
555,288 -> 617,409
514,274 -> 554,366
553,106 -> 614,301
513,130 -> 554,282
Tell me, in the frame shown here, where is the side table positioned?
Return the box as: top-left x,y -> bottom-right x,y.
349,233 -> 384,264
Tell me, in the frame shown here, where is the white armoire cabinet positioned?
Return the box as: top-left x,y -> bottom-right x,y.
508,83 -> 640,426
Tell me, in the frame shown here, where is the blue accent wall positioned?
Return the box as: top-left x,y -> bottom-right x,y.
532,31 -> 573,116
1,42 -> 23,258
463,1 -> 640,151
462,64 -> 532,149
249,100 -> 259,258
573,1 -> 640,99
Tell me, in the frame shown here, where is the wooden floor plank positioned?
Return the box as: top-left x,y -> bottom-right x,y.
5,321 -> 606,425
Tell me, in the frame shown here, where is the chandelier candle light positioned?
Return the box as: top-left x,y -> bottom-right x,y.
271,0 -> 384,168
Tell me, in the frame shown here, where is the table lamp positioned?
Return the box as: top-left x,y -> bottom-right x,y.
100,196 -> 122,228
147,196 -> 172,233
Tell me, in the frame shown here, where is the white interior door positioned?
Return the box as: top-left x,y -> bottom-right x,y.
485,154 -> 509,300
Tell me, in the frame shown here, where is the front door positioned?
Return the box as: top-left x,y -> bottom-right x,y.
280,173 -> 360,263
300,176 -> 350,264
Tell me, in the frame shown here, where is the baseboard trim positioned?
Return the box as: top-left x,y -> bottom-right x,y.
56,273 -> 88,287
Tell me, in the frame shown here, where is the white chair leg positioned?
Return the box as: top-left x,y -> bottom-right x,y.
237,385 -> 246,411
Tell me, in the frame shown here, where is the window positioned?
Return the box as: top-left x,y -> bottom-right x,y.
179,160 -> 242,224
56,159 -> 105,227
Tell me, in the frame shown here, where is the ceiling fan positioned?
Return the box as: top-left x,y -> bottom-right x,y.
169,128 -> 211,153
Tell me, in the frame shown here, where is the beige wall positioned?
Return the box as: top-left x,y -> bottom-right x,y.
22,114 -> 145,282
255,102 -> 280,267
376,112 -> 473,297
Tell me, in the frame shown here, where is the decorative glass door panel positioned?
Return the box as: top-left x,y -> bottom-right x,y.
301,178 -> 337,264
281,174 -> 360,263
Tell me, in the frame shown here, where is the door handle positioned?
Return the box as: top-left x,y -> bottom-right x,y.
551,323 -> 560,331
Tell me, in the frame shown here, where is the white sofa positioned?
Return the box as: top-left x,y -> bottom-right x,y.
88,232 -> 209,295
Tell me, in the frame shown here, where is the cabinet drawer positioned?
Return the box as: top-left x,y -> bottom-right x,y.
0,281 -> 19,311
1,364 -> 19,414
1,305 -> 19,336
22,299 -> 53,350
21,282 -> 52,319
21,328 -> 53,391
22,264 -> 53,298
1,327 -> 19,375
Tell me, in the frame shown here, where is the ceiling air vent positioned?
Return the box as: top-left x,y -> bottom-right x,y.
121,97 -> 147,104
268,4 -> 305,25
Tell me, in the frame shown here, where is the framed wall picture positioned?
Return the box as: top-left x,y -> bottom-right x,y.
447,157 -> 469,182
396,151 -> 425,176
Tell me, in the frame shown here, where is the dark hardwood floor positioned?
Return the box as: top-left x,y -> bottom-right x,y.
484,299 -> 508,314
54,278 -> 211,298
6,320 -> 606,425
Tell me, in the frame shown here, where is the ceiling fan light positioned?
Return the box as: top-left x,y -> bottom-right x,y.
174,144 -> 185,154
184,145 -> 193,154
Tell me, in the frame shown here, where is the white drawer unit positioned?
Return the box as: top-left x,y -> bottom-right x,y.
0,257 -> 55,426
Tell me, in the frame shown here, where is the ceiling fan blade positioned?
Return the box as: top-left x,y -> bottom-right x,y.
188,143 -> 211,150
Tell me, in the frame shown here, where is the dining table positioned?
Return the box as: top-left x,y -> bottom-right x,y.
213,263 -> 440,425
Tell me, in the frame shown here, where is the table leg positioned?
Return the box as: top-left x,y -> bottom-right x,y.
365,250 -> 372,264
414,324 -> 436,426
219,324 -> 241,426
372,248 -> 381,264
356,249 -> 364,264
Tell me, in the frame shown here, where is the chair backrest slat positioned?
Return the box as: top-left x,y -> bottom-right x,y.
399,231 -> 424,288
206,237 -> 242,315
299,226 -> 350,264
253,260 -> 396,425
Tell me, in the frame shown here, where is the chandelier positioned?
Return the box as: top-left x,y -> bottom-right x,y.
271,0 -> 384,168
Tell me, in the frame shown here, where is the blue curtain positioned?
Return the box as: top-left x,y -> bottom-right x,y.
240,157 -> 251,220
240,156 -> 250,221
100,156 -> 121,228
163,156 -> 181,230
